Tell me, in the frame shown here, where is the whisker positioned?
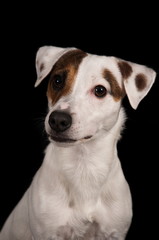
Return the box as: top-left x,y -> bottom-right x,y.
32,113 -> 46,137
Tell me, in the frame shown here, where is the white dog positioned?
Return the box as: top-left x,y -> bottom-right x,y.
0,46 -> 156,240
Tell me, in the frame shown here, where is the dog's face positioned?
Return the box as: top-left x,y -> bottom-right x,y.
35,46 -> 156,145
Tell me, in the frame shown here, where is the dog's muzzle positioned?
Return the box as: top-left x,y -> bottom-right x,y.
48,111 -> 93,143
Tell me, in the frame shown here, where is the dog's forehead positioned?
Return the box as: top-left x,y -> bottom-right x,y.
78,54 -> 121,82
47,50 -> 124,104
74,54 -> 124,101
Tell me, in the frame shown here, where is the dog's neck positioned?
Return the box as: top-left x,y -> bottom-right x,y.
40,108 -> 125,203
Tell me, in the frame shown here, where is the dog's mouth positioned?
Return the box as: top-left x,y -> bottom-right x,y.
50,136 -> 76,143
49,135 -> 92,143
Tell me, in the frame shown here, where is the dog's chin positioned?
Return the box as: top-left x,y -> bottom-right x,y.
48,135 -> 93,147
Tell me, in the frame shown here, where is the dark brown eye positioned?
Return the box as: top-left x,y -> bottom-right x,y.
94,85 -> 107,98
52,72 -> 66,90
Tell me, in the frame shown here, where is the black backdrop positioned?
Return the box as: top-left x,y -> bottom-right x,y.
0,7 -> 159,240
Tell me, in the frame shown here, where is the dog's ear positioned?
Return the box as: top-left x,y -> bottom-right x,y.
117,59 -> 156,109
34,46 -> 76,87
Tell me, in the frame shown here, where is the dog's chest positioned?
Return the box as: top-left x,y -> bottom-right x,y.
31,188 -> 124,240
46,221 -> 120,240
31,144 -> 131,239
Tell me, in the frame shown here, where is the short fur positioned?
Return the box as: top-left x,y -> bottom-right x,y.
0,46 -> 156,240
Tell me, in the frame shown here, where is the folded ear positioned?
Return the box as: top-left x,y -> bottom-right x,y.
35,46 -> 76,87
117,59 -> 156,109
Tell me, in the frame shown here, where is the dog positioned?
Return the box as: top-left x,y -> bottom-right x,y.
0,46 -> 156,240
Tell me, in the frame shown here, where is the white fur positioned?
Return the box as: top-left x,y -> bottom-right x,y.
0,46 -> 156,240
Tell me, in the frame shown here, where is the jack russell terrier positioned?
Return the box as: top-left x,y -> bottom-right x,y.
0,46 -> 156,240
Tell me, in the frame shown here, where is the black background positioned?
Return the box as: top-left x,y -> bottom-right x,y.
0,5 -> 159,240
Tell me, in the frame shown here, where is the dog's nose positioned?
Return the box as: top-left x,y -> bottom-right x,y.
49,111 -> 72,132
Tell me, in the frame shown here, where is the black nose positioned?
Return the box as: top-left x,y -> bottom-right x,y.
49,111 -> 72,132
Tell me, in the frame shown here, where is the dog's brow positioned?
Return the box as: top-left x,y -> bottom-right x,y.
103,69 -> 125,101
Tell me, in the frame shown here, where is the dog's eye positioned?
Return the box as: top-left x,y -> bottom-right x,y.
52,72 -> 66,90
94,85 -> 107,98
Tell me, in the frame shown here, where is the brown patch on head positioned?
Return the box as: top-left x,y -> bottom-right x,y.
118,61 -> 133,79
103,69 -> 125,101
47,49 -> 87,105
135,73 -> 147,91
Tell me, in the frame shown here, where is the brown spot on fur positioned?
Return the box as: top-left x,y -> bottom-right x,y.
56,225 -> 73,239
47,49 -> 87,105
55,221 -> 106,239
83,221 -> 105,239
69,199 -> 75,208
103,69 -> 125,101
40,63 -> 44,72
135,73 -> 147,91
118,61 -> 133,79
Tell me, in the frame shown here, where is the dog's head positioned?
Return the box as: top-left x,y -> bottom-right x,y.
35,46 -> 156,145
